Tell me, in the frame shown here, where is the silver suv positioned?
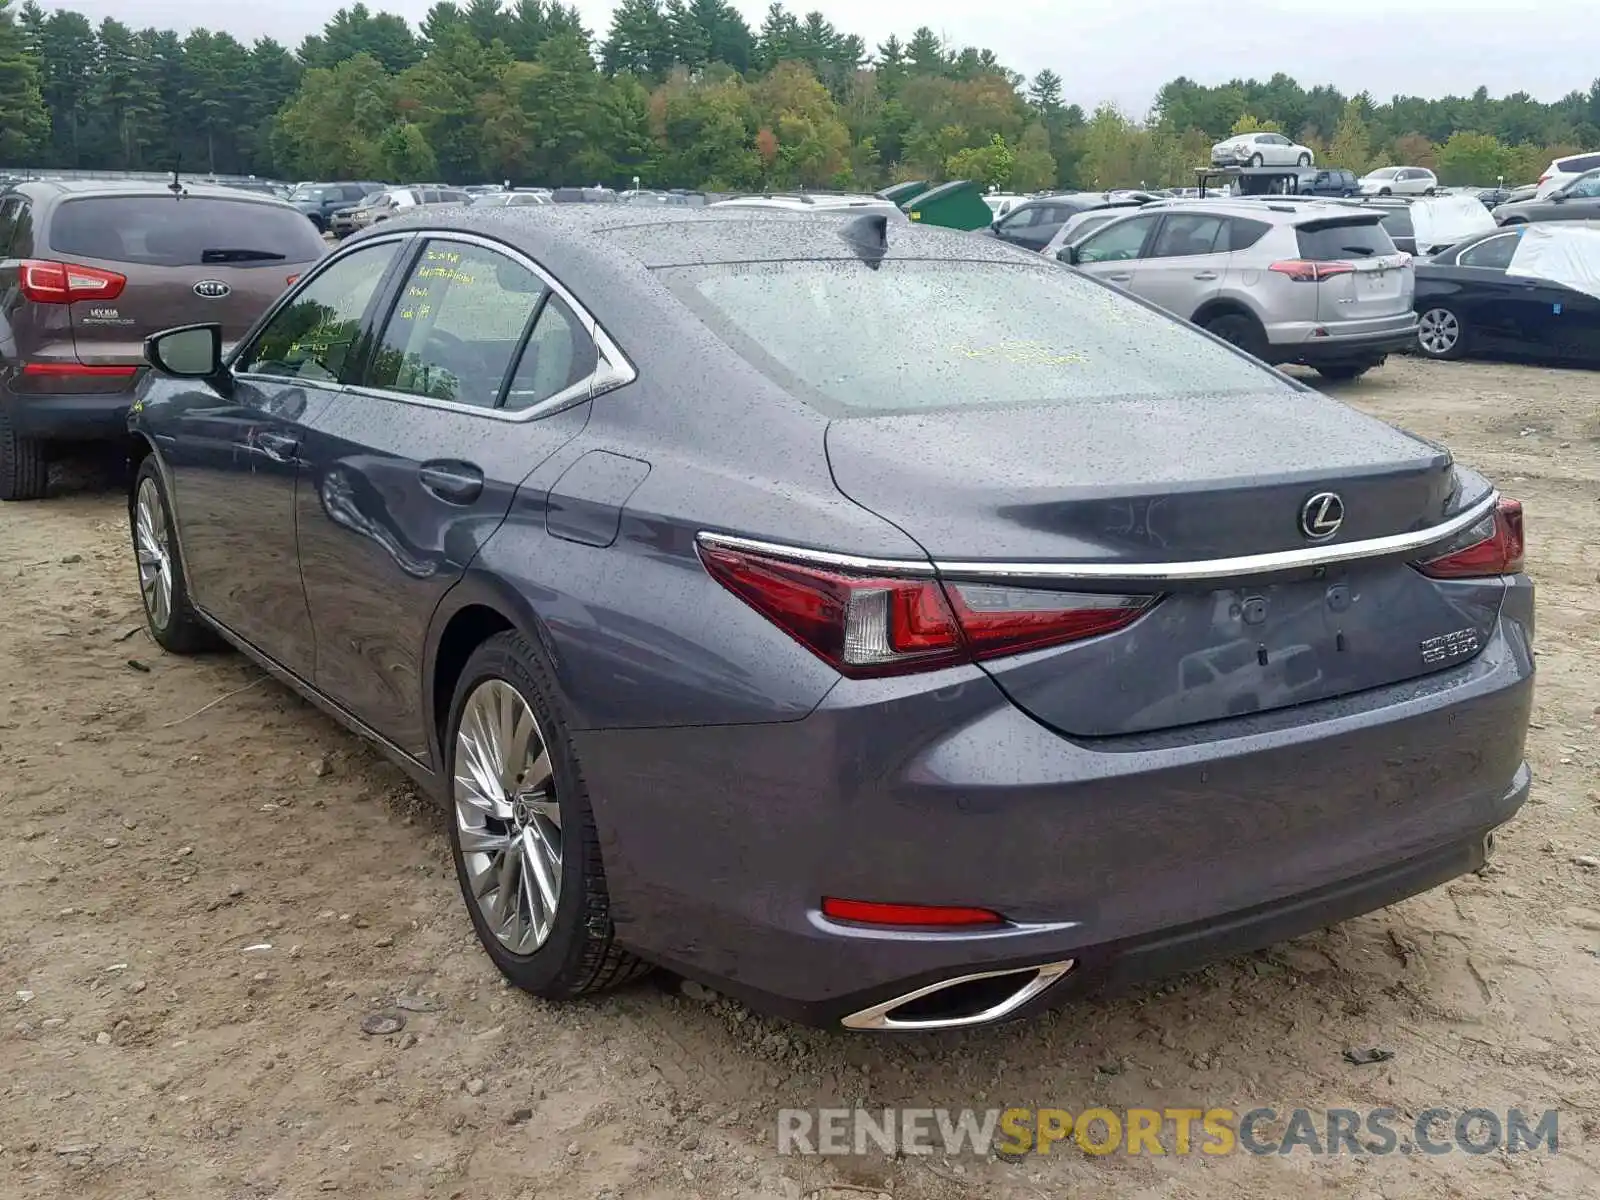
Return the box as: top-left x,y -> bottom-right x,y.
1057,199 -> 1417,381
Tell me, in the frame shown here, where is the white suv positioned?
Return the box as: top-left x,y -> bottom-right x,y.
1359,166 -> 1437,196
1536,152 -> 1600,198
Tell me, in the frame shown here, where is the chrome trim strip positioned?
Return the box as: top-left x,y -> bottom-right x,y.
698,492 -> 1498,585
933,492 -> 1499,582
694,531 -> 937,576
840,960 -> 1075,1031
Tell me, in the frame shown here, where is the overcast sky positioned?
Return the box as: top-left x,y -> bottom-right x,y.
44,0 -> 1595,117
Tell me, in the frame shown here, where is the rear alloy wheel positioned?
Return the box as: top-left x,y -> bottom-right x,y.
1203,312 -> 1269,361
130,456 -> 219,653
1249,153 -> 1265,167
446,631 -> 650,999
0,406 -> 48,501
1417,306 -> 1466,360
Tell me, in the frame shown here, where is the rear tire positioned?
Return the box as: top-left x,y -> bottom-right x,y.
1203,312 -> 1269,361
445,630 -> 652,1001
1314,361 -> 1377,382
0,406 -> 48,501
1249,153 -> 1265,167
1417,306 -> 1467,360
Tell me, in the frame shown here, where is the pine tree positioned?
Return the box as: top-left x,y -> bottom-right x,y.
0,0 -> 49,162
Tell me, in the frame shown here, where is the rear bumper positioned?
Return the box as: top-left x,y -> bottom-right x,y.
1266,313 -> 1419,365
576,597 -> 1534,1029
2,381 -> 136,441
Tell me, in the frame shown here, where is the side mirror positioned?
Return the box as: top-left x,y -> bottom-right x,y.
146,323 -> 223,379
1057,245 -> 1080,265
1550,192 -> 1566,202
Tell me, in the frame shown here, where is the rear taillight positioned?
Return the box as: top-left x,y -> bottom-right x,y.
286,274 -> 300,286
1269,259 -> 1355,281
1417,498 -> 1524,578
1538,172 -> 1551,184
697,542 -> 1157,678
18,260 -> 127,304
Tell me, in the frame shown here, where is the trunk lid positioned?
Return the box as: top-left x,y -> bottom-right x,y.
826,398 -> 1499,736
46,193 -> 327,365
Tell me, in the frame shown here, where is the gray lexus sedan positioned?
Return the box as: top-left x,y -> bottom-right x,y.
125,206 -> 1533,1031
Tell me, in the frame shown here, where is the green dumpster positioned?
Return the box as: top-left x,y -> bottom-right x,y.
878,180 -> 931,206
902,180 -> 993,231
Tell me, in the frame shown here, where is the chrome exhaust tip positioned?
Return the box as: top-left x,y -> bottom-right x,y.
840,960 -> 1075,1032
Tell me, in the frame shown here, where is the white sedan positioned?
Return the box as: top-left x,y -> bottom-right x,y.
1359,166 -> 1438,196
1210,132 -> 1315,167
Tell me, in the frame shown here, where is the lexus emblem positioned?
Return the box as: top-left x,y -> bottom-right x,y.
1300,492 -> 1345,541
193,279 -> 231,299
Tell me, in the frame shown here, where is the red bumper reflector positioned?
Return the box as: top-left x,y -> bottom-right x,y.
21,362 -> 139,378
822,897 -> 1006,927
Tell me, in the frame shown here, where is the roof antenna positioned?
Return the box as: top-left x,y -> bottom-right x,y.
838,213 -> 888,268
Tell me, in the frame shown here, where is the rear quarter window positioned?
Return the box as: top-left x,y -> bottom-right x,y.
1560,154 -> 1600,173
48,196 -> 328,267
1295,219 -> 1397,260
1225,218 -> 1270,250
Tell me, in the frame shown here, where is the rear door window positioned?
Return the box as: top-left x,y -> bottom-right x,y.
1150,214 -> 1226,258
1295,219 -> 1396,259
236,243 -> 399,382
1458,232 -> 1521,270
47,196 -> 328,266
362,239 -> 545,409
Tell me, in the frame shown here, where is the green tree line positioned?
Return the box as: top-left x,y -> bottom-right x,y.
2,0 -> 1598,190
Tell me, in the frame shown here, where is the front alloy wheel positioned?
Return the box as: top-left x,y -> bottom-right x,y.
134,476 -> 173,632
454,678 -> 564,956
1418,307 -> 1464,359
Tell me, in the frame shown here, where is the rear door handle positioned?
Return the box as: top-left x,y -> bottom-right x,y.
419,460 -> 484,504
1105,272 -> 1133,282
1193,271 -> 1219,280
255,431 -> 299,463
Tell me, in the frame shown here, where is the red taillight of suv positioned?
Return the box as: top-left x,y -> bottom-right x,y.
697,541 -> 1157,678
18,260 -> 128,304
1417,499 -> 1525,578
1269,259 -> 1356,282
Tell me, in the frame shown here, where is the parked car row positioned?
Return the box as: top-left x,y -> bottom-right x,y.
115,201 -> 1533,1032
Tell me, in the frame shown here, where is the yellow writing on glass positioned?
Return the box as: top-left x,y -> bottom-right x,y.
954,340 -> 1089,367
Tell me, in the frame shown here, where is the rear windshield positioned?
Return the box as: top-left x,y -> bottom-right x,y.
656,259 -> 1282,416
1295,219 -> 1397,260
50,196 -> 328,267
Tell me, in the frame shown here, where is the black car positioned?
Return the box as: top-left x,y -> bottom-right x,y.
989,194 -> 1141,251
1493,169 -> 1600,225
1413,225 -> 1600,363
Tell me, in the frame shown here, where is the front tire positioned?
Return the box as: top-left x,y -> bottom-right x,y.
1417,306 -> 1467,360
0,405 -> 48,501
1249,153 -> 1265,167
130,456 -> 219,653
445,631 -> 650,1000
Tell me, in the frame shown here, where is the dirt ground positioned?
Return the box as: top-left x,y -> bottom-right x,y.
3,354 -> 1599,1200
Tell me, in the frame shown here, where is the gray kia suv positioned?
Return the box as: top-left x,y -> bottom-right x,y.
1059,199 -> 1417,381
